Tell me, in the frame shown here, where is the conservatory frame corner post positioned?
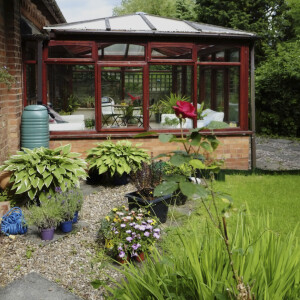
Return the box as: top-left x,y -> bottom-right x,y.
250,43 -> 256,170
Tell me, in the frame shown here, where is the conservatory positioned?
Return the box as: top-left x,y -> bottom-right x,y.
23,13 -> 256,169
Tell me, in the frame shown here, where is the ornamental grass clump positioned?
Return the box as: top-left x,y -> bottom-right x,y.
0,145 -> 87,202
98,206 -> 160,261
104,212 -> 300,299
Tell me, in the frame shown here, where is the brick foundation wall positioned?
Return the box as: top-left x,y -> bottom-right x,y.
0,0 -> 22,165
49,135 -> 250,170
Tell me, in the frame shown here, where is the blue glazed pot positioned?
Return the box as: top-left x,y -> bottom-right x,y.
60,220 -> 73,233
72,211 -> 79,223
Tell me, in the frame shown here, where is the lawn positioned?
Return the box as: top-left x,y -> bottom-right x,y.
215,173 -> 300,238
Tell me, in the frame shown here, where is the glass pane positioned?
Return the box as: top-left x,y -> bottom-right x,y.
198,45 -> 240,62
48,45 -> 92,59
198,66 -> 240,126
101,67 -> 143,128
98,43 -> 145,61
149,65 -> 194,129
26,64 -> 37,105
229,66 -> 240,125
151,47 -> 192,60
47,64 -> 95,131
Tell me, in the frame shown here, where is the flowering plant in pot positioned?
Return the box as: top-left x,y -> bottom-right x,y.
25,198 -> 63,240
52,187 -> 79,233
98,206 -> 160,262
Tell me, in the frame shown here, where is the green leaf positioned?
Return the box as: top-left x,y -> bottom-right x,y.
170,154 -> 190,167
28,188 -> 37,200
90,279 -> 103,289
154,181 -> 178,197
189,159 -> 206,169
200,141 -> 212,152
133,131 -> 157,138
37,165 -> 46,174
159,134 -> 174,143
44,174 -> 53,188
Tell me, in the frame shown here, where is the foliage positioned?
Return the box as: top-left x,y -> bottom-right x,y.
256,40 -> 300,137
287,0 -> 300,38
195,0 -> 294,64
0,66 -> 15,88
60,94 -> 80,115
86,140 -> 150,177
113,0 -> 196,20
105,212 -> 300,299
0,189 -> 13,203
0,145 -> 87,202
51,186 -> 83,221
130,161 -> 164,198
25,198 -> 63,230
84,118 -> 95,129
163,116 -> 180,127
98,206 -> 160,259
159,93 -> 190,114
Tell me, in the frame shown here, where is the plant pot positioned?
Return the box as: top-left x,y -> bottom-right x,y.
0,171 -> 12,190
125,191 -> 172,223
170,191 -> 187,206
60,220 -> 73,233
116,255 -> 129,264
155,113 -> 161,123
40,227 -> 55,241
135,252 -> 145,262
113,173 -> 129,186
72,211 -> 79,223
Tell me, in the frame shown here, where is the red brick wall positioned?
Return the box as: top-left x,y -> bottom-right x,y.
50,136 -> 250,170
0,0 -> 23,164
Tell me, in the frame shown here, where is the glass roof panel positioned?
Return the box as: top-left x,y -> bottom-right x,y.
110,15 -> 150,31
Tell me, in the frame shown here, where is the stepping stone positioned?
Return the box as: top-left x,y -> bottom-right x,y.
0,272 -> 82,300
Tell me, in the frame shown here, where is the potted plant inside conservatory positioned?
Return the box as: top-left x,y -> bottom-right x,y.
98,206 -> 161,263
86,140 -> 149,185
26,198 -> 63,241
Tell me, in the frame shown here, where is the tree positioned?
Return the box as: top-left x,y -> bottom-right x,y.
113,0 -> 196,21
255,40 -> 300,137
195,0 -> 294,64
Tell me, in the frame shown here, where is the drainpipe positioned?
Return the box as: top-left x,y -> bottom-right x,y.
250,44 -> 256,170
37,40 -> 43,104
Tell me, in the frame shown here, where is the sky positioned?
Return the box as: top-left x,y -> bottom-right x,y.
55,0 -> 122,23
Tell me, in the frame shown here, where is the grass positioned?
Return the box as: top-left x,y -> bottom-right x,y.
215,173 -> 300,238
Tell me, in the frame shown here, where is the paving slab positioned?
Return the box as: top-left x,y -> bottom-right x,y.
0,272 -> 82,300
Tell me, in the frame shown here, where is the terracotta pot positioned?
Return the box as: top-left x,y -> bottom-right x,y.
116,255 -> 129,264
0,171 -> 12,190
135,252 -> 145,262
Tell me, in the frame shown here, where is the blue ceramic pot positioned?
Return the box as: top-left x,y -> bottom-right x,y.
60,220 -> 73,233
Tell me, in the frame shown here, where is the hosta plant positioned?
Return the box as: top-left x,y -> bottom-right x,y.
0,145 -> 87,202
86,140 -> 150,177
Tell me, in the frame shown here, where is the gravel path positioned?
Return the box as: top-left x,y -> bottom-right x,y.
0,137 -> 299,299
0,184 -> 135,300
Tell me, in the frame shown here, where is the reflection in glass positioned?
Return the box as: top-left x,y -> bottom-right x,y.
198,45 -> 240,62
198,66 -> 240,126
151,47 -> 192,60
101,67 -> 143,128
47,65 -> 95,131
26,64 -> 37,105
149,65 -> 194,129
48,45 -> 92,59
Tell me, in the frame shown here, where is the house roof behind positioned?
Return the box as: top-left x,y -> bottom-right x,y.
44,13 -> 256,39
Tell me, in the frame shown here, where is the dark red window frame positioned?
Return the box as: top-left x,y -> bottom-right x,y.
31,40 -> 251,137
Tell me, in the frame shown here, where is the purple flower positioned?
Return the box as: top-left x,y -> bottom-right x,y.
153,233 -> 160,239
132,232 -> 136,238
55,186 -> 62,193
132,243 -> 141,250
139,225 -> 146,231
126,230 -> 132,234
134,224 -> 140,230
147,220 -> 153,223
126,237 -> 133,242
144,231 -> 150,237
118,246 -> 123,251
142,221 -> 147,225
146,224 -> 153,230
153,228 -> 160,233
131,251 -> 138,257
114,231 -> 119,234
121,224 -> 126,228
129,222 -> 136,227
119,251 -> 125,258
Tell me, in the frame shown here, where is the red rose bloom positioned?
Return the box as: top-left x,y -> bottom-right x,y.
173,101 -> 197,119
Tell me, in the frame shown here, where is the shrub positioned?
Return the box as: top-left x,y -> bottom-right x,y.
105,212 -> 300,299
0,145 -> 87,202
86,140 -> 150,177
